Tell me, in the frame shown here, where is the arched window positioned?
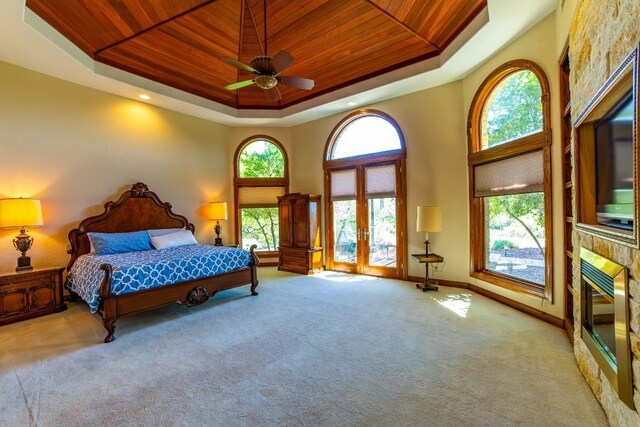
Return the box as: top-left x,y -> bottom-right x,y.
467,60 -> 552,300
237,139 -> 285,178
324,110 -> 407,279
234,136 -> 288,256
329,114 -> 402,160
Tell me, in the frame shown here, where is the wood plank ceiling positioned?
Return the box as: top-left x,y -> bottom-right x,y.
27,0 -> 487,110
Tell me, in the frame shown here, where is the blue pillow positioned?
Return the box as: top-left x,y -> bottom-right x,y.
88,230 -> 152,255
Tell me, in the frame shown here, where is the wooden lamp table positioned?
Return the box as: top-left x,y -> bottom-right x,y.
412,253 -> 444,292
0,267 -> 66,325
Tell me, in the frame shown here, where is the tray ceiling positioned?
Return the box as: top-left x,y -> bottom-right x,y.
26,0 -> 487,110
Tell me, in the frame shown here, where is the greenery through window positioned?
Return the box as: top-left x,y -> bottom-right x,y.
486,193 -> 545,285
235,137 -> 287,253
241,207 -> 279,251
238,140 -> 285,178
481,70 -> 543,149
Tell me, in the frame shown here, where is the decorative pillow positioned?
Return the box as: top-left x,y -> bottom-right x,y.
148,227 -> 185,237
150,229 -> 198,250
88,230 -> 152,255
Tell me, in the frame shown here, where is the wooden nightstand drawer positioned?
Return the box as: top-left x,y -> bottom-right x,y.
0,267 -> 66,325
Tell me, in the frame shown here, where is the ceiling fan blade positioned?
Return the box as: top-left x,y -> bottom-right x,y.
224,80 -> 255,90
270,51 -> 294,74
279,76 -> 314,90
265,86 -> 281,103
221,57 -> 258,74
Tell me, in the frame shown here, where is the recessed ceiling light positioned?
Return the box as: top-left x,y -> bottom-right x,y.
347,101 -> 356,106
139,94 -> 151,100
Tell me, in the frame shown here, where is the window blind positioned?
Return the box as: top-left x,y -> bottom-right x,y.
238,186 -> 285,206
474,150 -> 544,197
330,169 -> 357,201
365,164 -> 396,198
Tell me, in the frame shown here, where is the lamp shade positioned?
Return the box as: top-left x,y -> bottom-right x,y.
0,198 -> 44,228
209,202 -> 228,220
416,206 -> 441,233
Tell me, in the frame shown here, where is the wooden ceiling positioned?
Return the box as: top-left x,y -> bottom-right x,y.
27,0 -> 487,110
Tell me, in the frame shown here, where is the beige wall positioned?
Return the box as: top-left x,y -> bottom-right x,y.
0,61 -> 231,272
461,13 -> 564,318
555,0 -> 580,57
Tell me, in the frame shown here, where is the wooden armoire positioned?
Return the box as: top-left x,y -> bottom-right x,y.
277,193 -> 323,274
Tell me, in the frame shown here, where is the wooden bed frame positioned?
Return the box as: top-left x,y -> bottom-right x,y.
67,182 -> 259,343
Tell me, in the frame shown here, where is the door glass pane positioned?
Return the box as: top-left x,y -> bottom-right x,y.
333,200 -> 357,263
368,197 -> 396,267
485,193 -> 545,284
240,207 -> 279,251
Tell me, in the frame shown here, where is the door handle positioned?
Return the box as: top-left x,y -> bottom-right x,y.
364,230 -> 369,241
357,229 -> 361,241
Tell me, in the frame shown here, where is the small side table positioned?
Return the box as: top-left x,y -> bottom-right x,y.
411,253 -> 444,292
0,267 -> 66,326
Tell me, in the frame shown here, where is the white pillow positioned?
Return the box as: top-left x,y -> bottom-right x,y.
148,227 -> 185,237
150,229 -> 198,250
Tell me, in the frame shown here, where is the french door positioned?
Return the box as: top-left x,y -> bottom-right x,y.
326,161 -> 405,278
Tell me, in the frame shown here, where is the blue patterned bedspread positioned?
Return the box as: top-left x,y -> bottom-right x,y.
67,245 -> 251,313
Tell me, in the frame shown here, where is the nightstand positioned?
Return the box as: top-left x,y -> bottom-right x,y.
0,267 -> 66,326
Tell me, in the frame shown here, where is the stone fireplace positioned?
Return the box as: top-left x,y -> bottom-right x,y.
570,1 -> 640,424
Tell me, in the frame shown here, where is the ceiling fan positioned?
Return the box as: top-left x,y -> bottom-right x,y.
221,0 -> 314,103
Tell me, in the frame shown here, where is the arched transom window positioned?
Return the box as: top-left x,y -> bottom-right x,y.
481,69 -> 544,149
327,112 -> 403,160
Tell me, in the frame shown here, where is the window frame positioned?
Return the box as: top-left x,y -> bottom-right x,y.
467,60 -> 553,301
323,109 -> 408,279
233,135 -> 289,257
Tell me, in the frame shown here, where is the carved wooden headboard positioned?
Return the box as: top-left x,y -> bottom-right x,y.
67,182 -> 195,270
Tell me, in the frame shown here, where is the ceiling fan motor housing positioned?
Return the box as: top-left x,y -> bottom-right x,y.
249,55 -> 273,73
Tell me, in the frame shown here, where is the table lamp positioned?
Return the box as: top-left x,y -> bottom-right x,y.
416,206 -> 442,291
417,206 -> 442,255
0,198 -> 44,271
209,202 -> 228,246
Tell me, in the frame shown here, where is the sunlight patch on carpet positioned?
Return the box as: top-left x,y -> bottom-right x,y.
432,293 -> 473,318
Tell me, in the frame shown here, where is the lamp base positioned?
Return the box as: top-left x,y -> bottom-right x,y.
16,255 -> 33,272
214,237 -> 223,246
416,281 -> 438,292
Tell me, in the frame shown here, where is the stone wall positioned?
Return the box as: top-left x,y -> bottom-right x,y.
569,1 -> 640,425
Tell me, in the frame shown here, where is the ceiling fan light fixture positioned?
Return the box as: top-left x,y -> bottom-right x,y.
255,75 -> 278,89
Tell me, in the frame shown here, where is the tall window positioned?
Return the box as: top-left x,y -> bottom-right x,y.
467,60 -> 553,300
234,136 -> 288,254
324,110 -> 407,279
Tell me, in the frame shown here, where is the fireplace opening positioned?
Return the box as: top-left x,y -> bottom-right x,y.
580,247 -> 634,408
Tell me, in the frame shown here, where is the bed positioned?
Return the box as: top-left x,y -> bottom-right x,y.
66,182 -> 259,343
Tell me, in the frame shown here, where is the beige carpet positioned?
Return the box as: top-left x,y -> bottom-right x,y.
0,268 -> 607,426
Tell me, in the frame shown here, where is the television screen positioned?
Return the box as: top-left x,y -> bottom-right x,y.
595,92 -> 633,230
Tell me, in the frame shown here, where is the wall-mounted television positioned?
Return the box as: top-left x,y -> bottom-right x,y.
595,93 -> 634,230
574,44 -> 639,248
